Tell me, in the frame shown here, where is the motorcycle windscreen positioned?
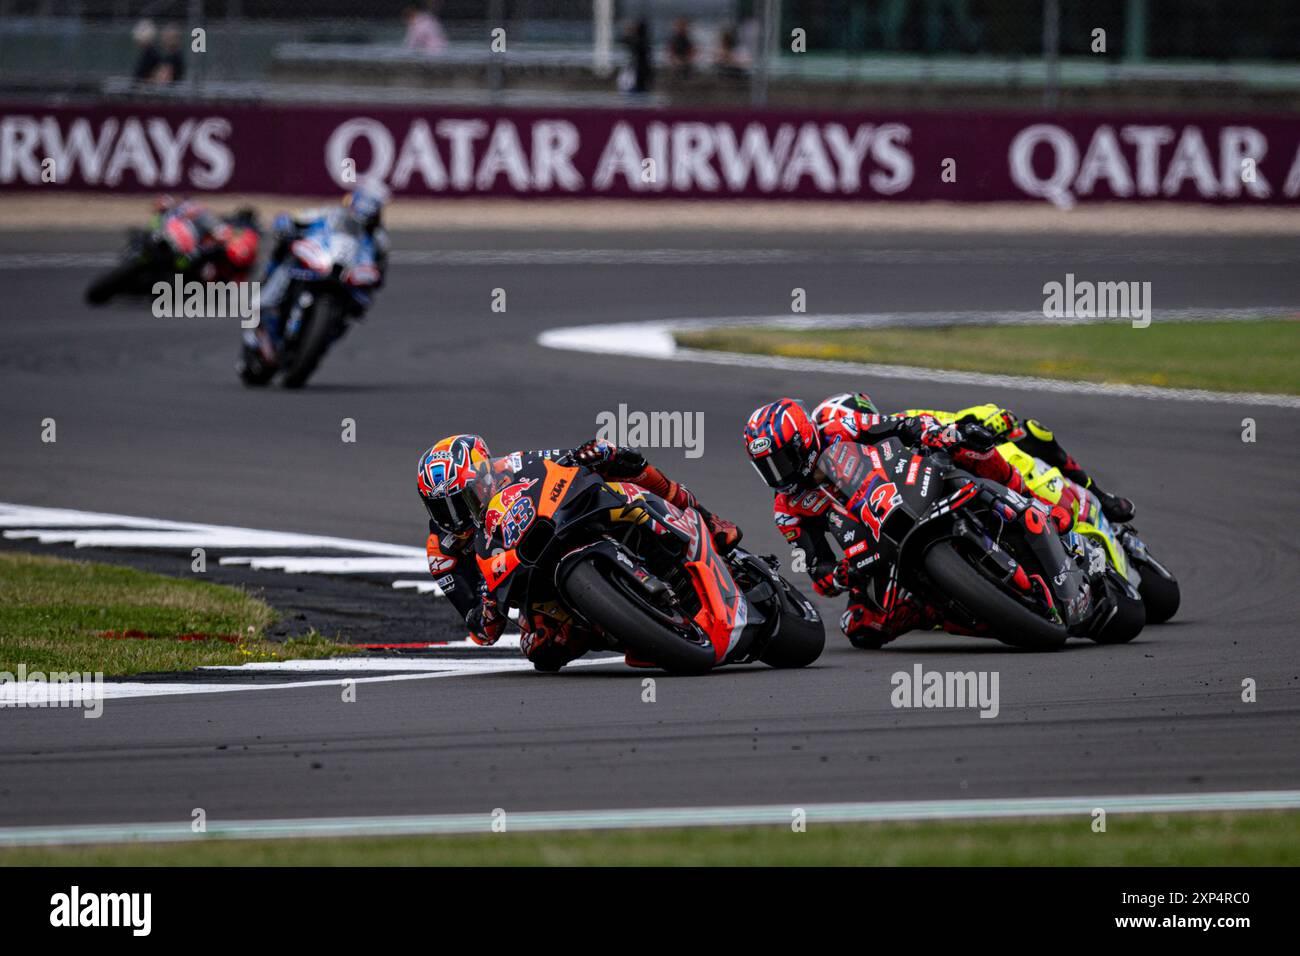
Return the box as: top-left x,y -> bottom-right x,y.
815,441 -> 876,504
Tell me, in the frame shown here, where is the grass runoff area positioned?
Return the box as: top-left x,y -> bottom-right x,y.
0,552 -> 354,676
4,812 -> 1297,865
676,319 -> 1300,395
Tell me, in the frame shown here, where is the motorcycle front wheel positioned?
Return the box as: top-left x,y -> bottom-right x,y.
923,540 -> 1068,650
281,295 -> 343,389
562,556 -> 717,675
85,260 -> 142,304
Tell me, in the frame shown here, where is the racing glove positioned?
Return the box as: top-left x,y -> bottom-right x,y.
957,423 -> 998,452
573,438 -> 617,468
811,558 -> 852,597
466,585 -> 505,645
892,416 -> 931,446
917,421 -> 962,450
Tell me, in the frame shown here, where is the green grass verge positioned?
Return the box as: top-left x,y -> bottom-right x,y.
4,811 -> 1297,866
676,319 -> 1300,395
0,552 -> 355,676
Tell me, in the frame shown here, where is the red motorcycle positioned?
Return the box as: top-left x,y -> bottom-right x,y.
86,201 -> 258,305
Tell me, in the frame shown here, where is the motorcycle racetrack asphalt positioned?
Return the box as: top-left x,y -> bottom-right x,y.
0,226 -> 1297,830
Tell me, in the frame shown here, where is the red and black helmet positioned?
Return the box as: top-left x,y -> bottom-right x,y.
743,398 -> 821,492
417,434 -> 492,534
811,391 -> 878,429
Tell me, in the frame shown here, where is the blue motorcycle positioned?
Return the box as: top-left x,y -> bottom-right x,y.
239,215 -> 381,388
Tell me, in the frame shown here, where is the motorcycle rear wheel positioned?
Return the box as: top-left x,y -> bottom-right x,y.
1089,574 -> 1146,644
1136,561 -> 1180,624
563,556 -> 717,675
923,540 -> 1068,650
758,576 -> 825,668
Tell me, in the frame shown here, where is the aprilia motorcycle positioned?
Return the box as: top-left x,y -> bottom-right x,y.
86,206 -> 258,305
999,442 -> 1180,624
238,216 -> 380,388
817,438 -> 1145,650
476,453 -> 825,674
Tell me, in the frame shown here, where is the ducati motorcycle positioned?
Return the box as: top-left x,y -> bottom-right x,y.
816,438 -> 1145,650
476,453 -> 825,674
998,443 -> 1180,624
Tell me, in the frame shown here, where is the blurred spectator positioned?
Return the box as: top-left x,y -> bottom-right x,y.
666,18 -> 695,75
618,19 -> 654,94
130,19 -> 160,81
878,0 -> 908,51
403,2 -> 448,56
714,26 -> 751,76
737,17 -> 761,62
153,24 -> 186,85
924,0 -> 981,54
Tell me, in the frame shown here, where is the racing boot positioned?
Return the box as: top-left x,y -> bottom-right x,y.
620,456 -> 742,553
520,618 -> 590,673
1093,487 -> 1136,523
841,591 -> 938,649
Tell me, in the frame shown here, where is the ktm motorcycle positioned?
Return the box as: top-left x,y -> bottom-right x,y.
86,206 -> 258,305
998,442 -> 1180,624
817,438 -> 1145,650
476,453 -> 825,674
238,216 -> 380,389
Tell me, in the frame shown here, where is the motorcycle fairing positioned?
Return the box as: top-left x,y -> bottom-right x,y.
473,456 -> 752,666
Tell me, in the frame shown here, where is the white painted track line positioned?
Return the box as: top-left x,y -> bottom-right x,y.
0,503 -> 422,556
392,579 -> 444,593
1,790 -> 1297,847
0,501 -> 439,593
0,655 -> 612,705
218,556 -> 428,574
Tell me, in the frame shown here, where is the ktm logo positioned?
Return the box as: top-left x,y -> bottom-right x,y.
548,478 -> 568,502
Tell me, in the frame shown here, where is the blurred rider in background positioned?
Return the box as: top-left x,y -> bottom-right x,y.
243,181 -> 390,369
150,195 -> 259,283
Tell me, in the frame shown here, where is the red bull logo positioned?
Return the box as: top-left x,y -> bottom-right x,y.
485,478 -> 537,538
498,478 -> 537,509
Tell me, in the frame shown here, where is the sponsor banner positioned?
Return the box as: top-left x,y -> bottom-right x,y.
2,101 -> 1298,204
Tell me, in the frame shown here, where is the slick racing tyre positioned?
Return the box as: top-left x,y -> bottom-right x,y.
281,296 -> 342,389
85,261 -> 140,305
758,577 -> 825,668
237,346 -> 274,386
1136,561 -> 1181,624
923,540 -> 1068,650
563,556 -> 717,675
1089,573 -> 1146,644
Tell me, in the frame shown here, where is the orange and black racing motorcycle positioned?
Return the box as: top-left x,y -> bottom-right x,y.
476,452 -> 825,674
